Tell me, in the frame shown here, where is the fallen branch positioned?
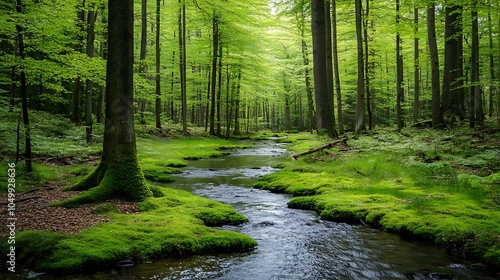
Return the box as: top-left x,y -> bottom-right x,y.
291,138 -> 348,160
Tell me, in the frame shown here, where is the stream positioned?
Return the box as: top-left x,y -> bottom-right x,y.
14,141 -> 499,279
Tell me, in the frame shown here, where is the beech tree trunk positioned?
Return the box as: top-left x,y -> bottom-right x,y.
16,0 -> 32,173
72,0 -> 86,124
470,0 -> 483,127
354,0 -> 365,136
442,3 -> 465,123
311,0 -> 337,138
413,7 -> 420,122
85,5 -> 96,143
427,3 -> 441,127
487,2 -> 494,118
332,0 -> 343,135
210,15 -> 219,136
155,0 -> 162,129
59,0 -> 151,207
179,0 -> 187,134
396,0 -> 404,131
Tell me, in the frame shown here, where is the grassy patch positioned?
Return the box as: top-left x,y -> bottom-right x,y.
256,127 -> 500,269
0,188 -> 256,274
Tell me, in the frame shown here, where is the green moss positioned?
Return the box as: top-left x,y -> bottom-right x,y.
2,187 -> 256,274
55,157 -> 152,207
256,129 -> 500,268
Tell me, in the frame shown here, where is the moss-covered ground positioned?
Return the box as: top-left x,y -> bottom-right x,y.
0,105 -> 256,274
255,126 -> 500,270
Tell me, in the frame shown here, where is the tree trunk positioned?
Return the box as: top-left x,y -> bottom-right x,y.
427,3 -> 441,127
471,0 -> 483,127
396,0 -> 404,131
324,1 -> 336,136
139,0 -> 148,120
179,0 -> 187,134
442,2 -> 465,124
85,5 -> 96,143
354,0 -> 365,136
311,0 -> 337,138
216,41 -> 223,136
59,0 -> 151,206
233,70 -> 241,135
16,0 -> 32,173
210,15 -> 219,136
487,2 -> 494,118
155,0 -> 162,129
413,7 -> 420,123
364,0 -> 373,130
97,3 -> 107,124
332,0 -> 343,135
72,0 -> 86,124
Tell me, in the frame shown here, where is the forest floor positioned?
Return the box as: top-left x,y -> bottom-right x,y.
1,103 -> 500,274
0,107 -> 258,274
255,122 -> 500,273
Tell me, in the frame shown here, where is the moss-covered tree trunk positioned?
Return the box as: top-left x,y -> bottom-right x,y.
57,0 -> 151,207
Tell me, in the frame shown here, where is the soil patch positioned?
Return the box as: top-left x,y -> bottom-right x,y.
0,181 -> 139,236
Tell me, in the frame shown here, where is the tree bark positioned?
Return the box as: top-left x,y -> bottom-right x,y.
179,0 -> 187,134
427,3 -> 441,127
216,41 -> 223,136
413,7 -> 420,122
85,5 -> 96,143
72,0 -> 86,124
487,1 -> 494,118
155,0 -> 162,129
16,0 -> 32,173
332,0 -> 343,135
470,0 -> 483,127
354,0 -> 365,136
442,2 -> 465,124
210,15 -> 219,136
59,0 -> 151,206
396,0 -> 404,131
311,0 -> 337,138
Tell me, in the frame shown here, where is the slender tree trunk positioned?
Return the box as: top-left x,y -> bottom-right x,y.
354,0 -> 365,136
311,0 -> 337,138
179,0 -> 187,134
324,1 -> 336,136
139,0 -> 148,119
427,3 -> 441,127
155,0 -> 162,129
205,67 -> 211,132
413,7 -> 420,122
471,0 -> 483,127
225,64 -> 231,138
297,1 -> 316,133
364,0 -> 373,130
488,2 -> 495,118
396,0 -> 404,131
85,5 -> 96,143
16,0 -> 32,173
210,15 -> 219,136
233,70 -> 241,135
442,2 -> 464,123
332,0 -> 343,134
72,0 -> 86,124
97,3 -> 107,124
216,41 -> 223,136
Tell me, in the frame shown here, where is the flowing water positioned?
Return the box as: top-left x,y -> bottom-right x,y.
9,141 -> 499,279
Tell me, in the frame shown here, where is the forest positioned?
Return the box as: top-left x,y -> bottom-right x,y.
0,0 -> 500,278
